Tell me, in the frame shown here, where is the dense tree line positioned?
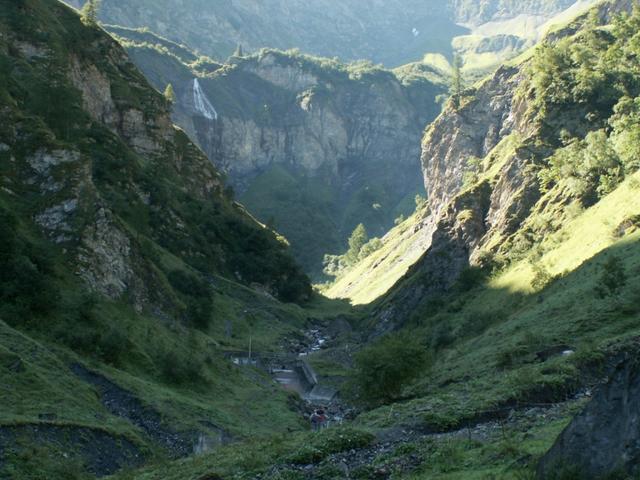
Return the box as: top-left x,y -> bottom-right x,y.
531,8 -> 640,203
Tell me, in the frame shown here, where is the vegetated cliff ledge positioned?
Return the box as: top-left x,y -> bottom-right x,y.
64,0 -> 587,68
106,29 -> 449,277
0,2 -> 310,310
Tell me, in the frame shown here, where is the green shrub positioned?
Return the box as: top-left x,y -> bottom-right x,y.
352,332 -> 431,406
422,412 -> 462,431
544,464 -> 586,480
596,255 -> 627,297
351,465 -> 376,479
497,332 -> 545,368
496,348 -> 521,368
427,439 -> 465,473
358,237 -> 383,260
159,349 -> 205,385
430,321 -> 455,351
0,209 -> 59,324
167,269 -> 210,297
571,342 -> 605,368
531,264 -> 554,291
168,269 -> 214,330
458,310 -> 503,337
97,328 -> 129,365
456,266 -> 488,292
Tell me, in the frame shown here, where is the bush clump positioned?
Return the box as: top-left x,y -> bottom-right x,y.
0,209 -> 59,324
168,269 -> 214,330
351,332 -> 431,406
158,349 -> 205,385
596,255 -> 627,297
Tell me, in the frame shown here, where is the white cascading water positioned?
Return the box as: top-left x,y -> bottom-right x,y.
192,78 -> 218,120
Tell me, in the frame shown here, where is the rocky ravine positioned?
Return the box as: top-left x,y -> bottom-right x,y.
112,37 -> 448,276
356,61 -> 532,334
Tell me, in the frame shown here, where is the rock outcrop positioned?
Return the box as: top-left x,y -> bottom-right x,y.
537,357 -> 640,478
370,63 -> 537,329
422,65 -> 526,217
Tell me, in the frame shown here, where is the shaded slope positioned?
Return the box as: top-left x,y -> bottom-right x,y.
0,0 -> 323,477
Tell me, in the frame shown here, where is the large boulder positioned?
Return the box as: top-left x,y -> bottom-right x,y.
538,357 -> 640,479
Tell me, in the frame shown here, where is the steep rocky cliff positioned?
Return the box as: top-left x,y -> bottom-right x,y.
106,31 -> 448,276
1,2 -> 309,308
328,0 -> 640,329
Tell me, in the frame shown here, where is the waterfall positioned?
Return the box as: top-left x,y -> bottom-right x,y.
192,78 -> 218,120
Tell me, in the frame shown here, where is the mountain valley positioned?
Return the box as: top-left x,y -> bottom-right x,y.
1,0 -> 640,479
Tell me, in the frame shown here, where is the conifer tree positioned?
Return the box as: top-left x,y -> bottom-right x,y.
450,54 -> 463,109
163,83 -> 176,104
80,0 -> 101,26
234,43 -> 244,57
346,224 -> 368,264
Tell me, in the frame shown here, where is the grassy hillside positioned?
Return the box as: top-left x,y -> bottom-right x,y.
118,173 -> 640,476
0,1 -> 337,477
323,204 -> 433,305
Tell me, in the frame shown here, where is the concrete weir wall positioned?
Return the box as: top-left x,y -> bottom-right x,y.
224,351 -> 324,398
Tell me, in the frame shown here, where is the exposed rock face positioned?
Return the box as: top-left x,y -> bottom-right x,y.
77,207 -> 135,301
69,55 -> 173,155
370,64 -> 536,330
69,57 -> 118,126
422,65 -> 525,217
204,53 -> 428,188
537,357 -> 640,478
